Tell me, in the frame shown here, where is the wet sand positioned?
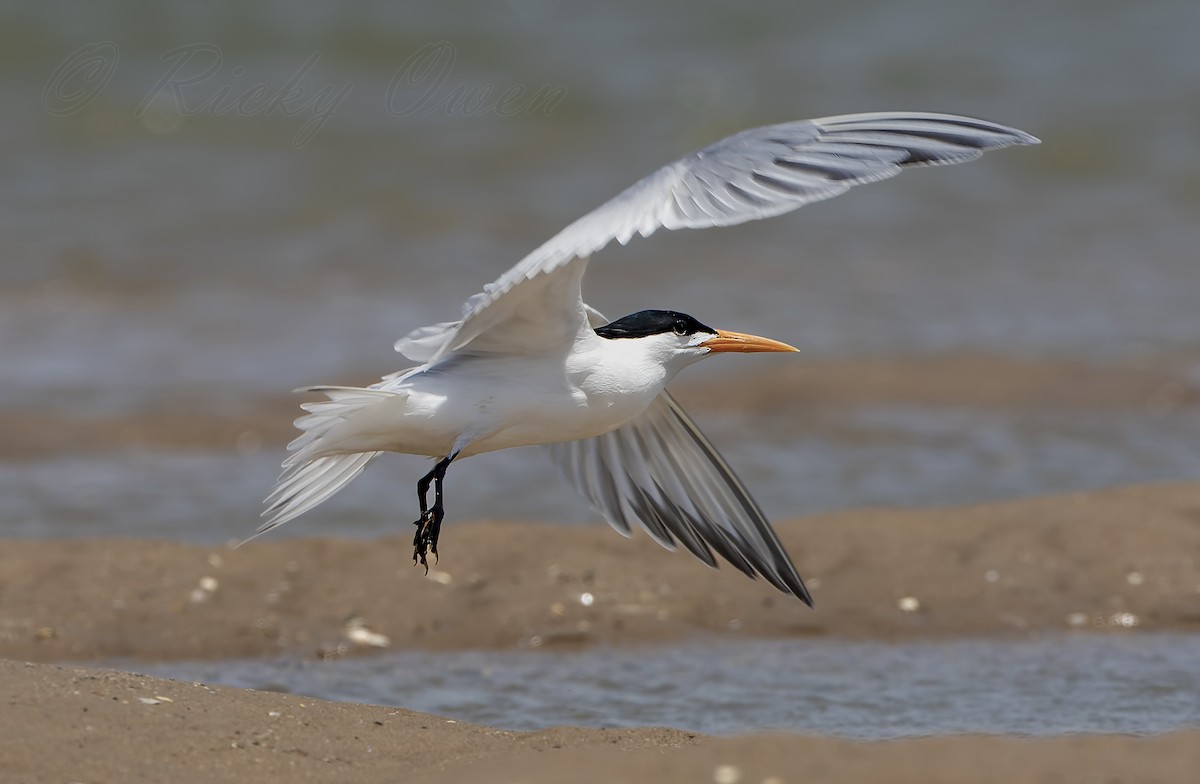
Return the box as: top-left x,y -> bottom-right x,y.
4,482 -> 1200,662
4,658 -> 1197,783
4,483 -> 1200,780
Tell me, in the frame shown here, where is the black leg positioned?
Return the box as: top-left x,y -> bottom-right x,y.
412,452 -> 457,572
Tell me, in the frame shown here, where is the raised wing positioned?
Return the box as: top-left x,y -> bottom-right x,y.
396,111 -> 1038,363
397,256 -> 593,361
545,391 -> 813,604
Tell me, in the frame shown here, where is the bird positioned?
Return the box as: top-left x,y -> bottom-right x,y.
260,111 -> 1038,605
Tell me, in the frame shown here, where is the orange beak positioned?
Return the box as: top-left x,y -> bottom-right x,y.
699,329 -> 799,354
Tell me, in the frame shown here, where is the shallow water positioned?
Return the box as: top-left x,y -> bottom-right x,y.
134,634 -> 1200,737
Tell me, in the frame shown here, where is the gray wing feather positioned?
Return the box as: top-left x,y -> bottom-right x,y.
545,391 -> 813,604
400,111 -> 1037,362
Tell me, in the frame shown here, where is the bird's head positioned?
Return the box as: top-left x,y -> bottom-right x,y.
594,309 -> 797,373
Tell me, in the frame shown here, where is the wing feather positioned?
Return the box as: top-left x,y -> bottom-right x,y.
398,111 -> 1037,363
545,391 -> 813,604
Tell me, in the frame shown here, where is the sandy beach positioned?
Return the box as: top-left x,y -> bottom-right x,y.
3,483 -> 1200,781
4,482 -> 1199,663
3,658 -> 1198,784
4,344 -> 1196,783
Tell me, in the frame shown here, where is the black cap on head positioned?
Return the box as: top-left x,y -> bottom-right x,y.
595,310 -> 717,340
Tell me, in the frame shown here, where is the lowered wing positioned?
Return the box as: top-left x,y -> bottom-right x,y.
545,391 -> 813,604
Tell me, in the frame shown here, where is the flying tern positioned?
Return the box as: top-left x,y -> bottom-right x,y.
261,111 -> 1038,604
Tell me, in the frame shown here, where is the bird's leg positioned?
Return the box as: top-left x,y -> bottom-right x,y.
412,452 -> 457,572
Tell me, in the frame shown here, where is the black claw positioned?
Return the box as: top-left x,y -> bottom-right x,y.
409,451 -> 457,574
412,511 -> 435,573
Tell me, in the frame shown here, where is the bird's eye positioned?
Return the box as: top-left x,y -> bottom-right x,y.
672,320 -> 689,336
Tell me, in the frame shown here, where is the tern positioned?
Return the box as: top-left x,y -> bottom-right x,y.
261,112 -> 1038,604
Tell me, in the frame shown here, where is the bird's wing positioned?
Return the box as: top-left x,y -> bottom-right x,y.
545,390 -> 813,604
397,255 -> 593,361
396,111 -> 1038,363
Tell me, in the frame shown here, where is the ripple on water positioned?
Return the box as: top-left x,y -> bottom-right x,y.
133,634 -> 1200,738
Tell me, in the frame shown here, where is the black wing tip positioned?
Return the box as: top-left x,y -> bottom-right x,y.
782,564 -> 815,606
767,568 -> 815,607
814,111 -> 1040,149
792,581 -> 815,608
704,550 -> 815,606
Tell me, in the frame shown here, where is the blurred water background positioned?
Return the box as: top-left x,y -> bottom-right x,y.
5,1 -> 1200,541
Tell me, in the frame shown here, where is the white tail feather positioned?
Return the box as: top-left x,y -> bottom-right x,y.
253,452 -> 380,541
254,385 -> 400,540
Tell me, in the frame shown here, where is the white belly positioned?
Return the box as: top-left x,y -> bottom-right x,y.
378,349 -> 668,458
